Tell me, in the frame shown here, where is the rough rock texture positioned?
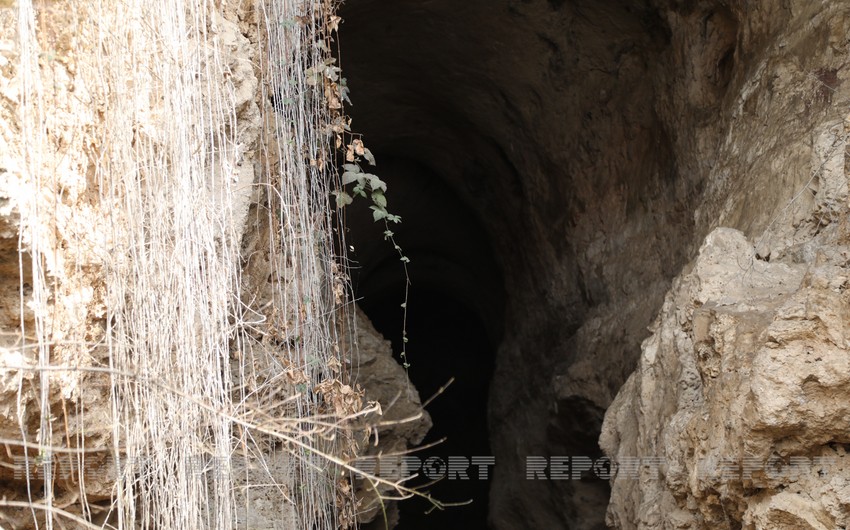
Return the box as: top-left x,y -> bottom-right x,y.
0,0 -> 264,513
0,1 -> 431,528
599,2 -> 850,527
602,221 -> 850,529
346,308 -> 432,527
0,3 -> 112,465
1,3 -> 270,527
1,0 -> 848,527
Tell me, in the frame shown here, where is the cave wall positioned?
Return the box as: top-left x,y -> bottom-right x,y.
339,0 -> 697,527
601,1 -> 850,528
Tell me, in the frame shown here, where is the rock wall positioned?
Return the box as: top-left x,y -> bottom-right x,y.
0,0 -> 274,525
600,1 -> 850,527
602,222 -> 850,529
346,307 -> 432,528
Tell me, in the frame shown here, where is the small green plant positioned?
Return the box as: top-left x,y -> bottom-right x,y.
333,139 -> 412,371
333,139 -> 399,224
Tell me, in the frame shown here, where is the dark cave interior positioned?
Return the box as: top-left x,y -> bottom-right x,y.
345,155 -> 503,529
336,0 -> 729,527
359,289 -> 496,529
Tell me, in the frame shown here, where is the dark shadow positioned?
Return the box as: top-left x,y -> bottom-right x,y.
341,154 -> 504,529
360,287 -> 494,529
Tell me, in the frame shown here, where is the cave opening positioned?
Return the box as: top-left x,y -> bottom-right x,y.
360,289 -> 496,529
338,0 -> 712,528
344,154 -> 504,529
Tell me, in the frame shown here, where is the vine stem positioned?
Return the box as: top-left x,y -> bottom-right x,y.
383,221 -> 412,378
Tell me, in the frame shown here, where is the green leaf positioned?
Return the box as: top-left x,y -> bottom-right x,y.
340,85 -> 352,106
400,256 -> 410,263
371,191 -> 387,208
364,174 -> 387,192
383,229 -> 394,239
342,171 -> 360,185
342,163 -> 361,173
363,148 -> 376,166
387,214 -> 402,223
370,206 -> 388,222
334,190 -> 353,208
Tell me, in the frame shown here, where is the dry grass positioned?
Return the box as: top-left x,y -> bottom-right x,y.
0,0 -> 414,528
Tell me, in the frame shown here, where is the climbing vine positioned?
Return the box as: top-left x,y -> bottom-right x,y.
334,139 -> 400,223
298,9 -> 415,372
333,137 -> 413,371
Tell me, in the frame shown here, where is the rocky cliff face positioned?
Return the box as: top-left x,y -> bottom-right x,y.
599,3 -> 850,528
602,222 -> 850,529
0,0 -> 431,527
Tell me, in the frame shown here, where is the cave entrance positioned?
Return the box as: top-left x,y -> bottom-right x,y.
338,0 -> 693,527
359,289 -> 496,529
344,154 -> 504,529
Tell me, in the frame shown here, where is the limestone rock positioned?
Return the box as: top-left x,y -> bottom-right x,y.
345,308 -> 432,526
601,223 -> 850,529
